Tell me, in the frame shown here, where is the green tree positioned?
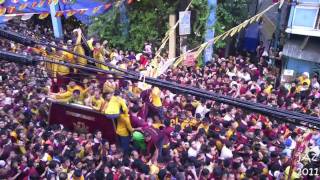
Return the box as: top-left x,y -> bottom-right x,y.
88,8 -> 127,50
88,0 -> 212,52
126,0 -> 177,51
188,0 -> 209,49
215,0 -> 253,49
89,0 -> 177,52
88,0 -> 251,53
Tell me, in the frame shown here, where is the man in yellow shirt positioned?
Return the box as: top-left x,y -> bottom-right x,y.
45,46 -> 57,78
73,29 -> 87,66
181,115 -> 198,130
51,50 -> 71,92
263,82 -> 273,95
150,87 -> 162,108
69,89 -> 83,105
51,85 -> 72,103
67,81 -> 84,99
103,78 -> 116,94
86,37 -> 94,52
297,72 -> 311,94
116,113 -> 134,155
197,118 -> 210,134
298,72 -> 311,87
152,115 -> 164,129
90,91 -> 105,111
71,169 -> 85,180
284,165 -> 300,180
105,90 -> 128,120
127,81 -> 142,98
149,58 -> 160,78
93,41 -> 109,70
61,45 -> 76,73
104,90 -> 133,155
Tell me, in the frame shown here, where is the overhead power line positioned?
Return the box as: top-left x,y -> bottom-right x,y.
0,50 -> 319,130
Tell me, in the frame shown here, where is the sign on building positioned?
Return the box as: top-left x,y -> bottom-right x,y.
179,11 -> 191,35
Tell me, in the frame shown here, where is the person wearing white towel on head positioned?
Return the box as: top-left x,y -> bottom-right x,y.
220,141 -> 233,160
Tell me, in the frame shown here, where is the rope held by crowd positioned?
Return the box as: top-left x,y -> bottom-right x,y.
1,28 -> 320,126
1,50 -> 320,130
1,28 -> 318,124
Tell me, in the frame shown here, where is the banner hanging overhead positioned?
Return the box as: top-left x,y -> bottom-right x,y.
179,11 -> 191,35
203,0 -> 217,64
0,0 -> 134,23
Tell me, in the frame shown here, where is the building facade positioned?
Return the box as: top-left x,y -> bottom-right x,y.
283,0 -> 320,76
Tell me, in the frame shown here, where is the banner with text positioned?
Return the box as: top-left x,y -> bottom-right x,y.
49,102 -> 117,144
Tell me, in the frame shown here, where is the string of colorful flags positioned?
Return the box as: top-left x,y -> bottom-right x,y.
169,1 -> 280,68
0,0 -> 134,20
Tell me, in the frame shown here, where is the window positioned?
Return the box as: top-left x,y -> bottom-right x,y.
298,0 -> 320,4
292,6 -> 319,29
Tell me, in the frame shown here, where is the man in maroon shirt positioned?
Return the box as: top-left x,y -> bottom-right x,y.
142,126 -> 164,162
129,105 -> 148,128
162,119 -> 174,145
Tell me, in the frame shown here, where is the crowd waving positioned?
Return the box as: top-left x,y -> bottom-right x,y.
0,22 -> 320,180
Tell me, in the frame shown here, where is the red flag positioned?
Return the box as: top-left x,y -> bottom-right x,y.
7,6 -> 16,14
38,0 -> 46,7
32,2 -> 38,8
104,3 -> 112,10
55,11 -> 64,17
19,3 -> 28,10
39,12 -> 50,19
78,9 -> 87,15
0,7 -> 6,16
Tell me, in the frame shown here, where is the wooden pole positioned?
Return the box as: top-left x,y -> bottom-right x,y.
169,14 -> 176,60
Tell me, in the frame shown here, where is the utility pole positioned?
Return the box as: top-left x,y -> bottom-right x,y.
169,15 -> 176,60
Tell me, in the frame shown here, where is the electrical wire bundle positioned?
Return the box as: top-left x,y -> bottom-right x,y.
0,28 -> 319,130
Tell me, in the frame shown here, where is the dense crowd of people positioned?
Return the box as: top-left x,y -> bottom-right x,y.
0,22 -> 320,180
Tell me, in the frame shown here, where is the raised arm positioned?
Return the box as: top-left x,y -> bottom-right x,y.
73,28 -> 82,45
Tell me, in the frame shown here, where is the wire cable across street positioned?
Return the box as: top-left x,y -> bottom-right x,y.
0,49 -> 319,130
